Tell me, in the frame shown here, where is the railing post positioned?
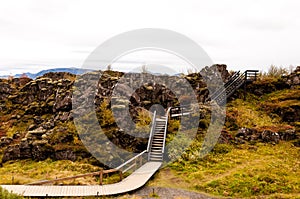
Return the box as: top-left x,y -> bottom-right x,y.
99,169 -> 103,185
119,171 -> 123,181
255,71 -> 257,81
140,154 -> 143,166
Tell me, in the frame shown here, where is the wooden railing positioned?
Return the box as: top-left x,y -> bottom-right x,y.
28,151 -> 149,186
27,168 -> 121,186
116,150 -> 148,173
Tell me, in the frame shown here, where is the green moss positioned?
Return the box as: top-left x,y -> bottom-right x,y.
227,99 -> 280,128
151,142 -> 300,198
0,187 -> 24,199
6,120 -> 32,138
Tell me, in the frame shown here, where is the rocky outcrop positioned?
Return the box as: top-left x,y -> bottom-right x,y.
234,127 -> 299,145
247,66 -> 300,97
2,132 -> 91,163
287,66 -> 300,88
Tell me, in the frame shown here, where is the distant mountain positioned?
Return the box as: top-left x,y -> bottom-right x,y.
0,68 -> 94,79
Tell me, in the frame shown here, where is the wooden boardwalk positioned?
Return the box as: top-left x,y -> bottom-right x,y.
1,111 -> 173,197
1,162 -> 161,197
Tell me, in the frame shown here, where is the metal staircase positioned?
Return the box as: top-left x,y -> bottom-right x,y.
147,109 -> 170,162
149,117 -> 166,161
209,70 -> 259,105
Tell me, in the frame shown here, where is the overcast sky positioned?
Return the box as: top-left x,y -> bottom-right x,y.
0,0 -> 300,75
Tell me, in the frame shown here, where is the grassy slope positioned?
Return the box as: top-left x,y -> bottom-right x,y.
148,87 -> 300,198
0,159 -> 102,185
149,142 -> 299,198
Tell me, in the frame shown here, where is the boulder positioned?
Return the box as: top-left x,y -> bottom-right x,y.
19,138 -> 32,159
261,130 -> 280,144
0,137 -> 13,147
279,129 -> 298,141
32,140 -> 54,161
55,150 -> 76,161
235,127 -> 259,142
2,145 -> 21,162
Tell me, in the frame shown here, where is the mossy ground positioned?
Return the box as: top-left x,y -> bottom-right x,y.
149,142 -> 299,198
0,159 -> 103,185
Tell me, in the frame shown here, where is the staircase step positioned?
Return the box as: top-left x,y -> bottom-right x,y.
150,156 -> 163,159
151,153 -> 162,156
150,152 -> 163,156
151,149 -> 162,152
150,158 -> 163,162
151,145 -> 162,147
150,155 -> 163,158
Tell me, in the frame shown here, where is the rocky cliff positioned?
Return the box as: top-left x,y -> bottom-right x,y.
0,65 -> 299,165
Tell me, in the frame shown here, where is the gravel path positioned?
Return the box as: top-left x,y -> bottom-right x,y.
131,186 -> 218,199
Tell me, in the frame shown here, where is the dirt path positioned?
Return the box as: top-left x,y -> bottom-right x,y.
131,186 -> 218,199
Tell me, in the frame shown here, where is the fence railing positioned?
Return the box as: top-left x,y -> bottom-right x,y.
27,151 -> 149,186
245,70 -> 259,82
169,105 -> 191,118
147,111 -> 157,154
27,168 -> 120,186
161,107 -> 172,154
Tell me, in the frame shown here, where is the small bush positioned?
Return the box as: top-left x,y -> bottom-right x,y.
0,187 -> 24,199
212,144 -> 233,154
259,65 -> 289,81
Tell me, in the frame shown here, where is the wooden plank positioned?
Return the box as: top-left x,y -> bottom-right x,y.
1,162 -> 162,197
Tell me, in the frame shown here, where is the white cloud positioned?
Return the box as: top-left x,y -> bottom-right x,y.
0,0 -> 300,75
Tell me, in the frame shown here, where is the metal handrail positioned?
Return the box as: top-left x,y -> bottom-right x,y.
210,71 -> 242,101
224,71 -> 240,87
162,107 -> 172,153
116,150 -> 147,171
147,111 -> 157,153
211,72 -> 244,102
245,70 -> 259,81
